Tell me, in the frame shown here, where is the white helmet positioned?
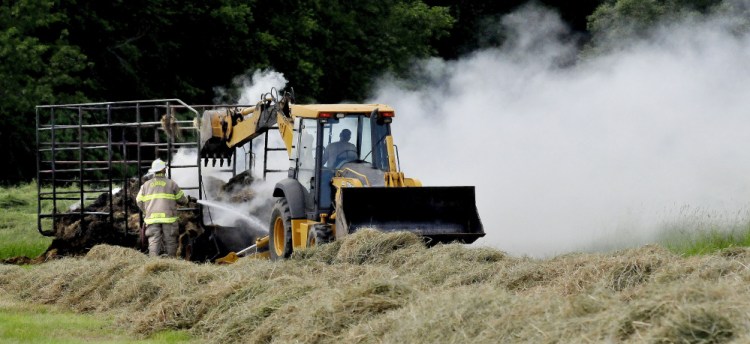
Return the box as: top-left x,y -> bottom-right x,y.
148,158 -> 167,174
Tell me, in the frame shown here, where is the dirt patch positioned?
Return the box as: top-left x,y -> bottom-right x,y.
1,249 -> 59,265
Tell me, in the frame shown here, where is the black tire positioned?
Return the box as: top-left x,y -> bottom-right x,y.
179,234 -> 192,261
307,226 -> 334,248
269,198 -> 293,260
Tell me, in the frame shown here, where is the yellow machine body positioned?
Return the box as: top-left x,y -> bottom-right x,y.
199,91 -> 484,261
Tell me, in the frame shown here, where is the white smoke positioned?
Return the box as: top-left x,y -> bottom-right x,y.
370,4 -> 750,257
239,71 -> 288,104
230,69 -> 289,175
214,69 -> 288,105
170,69 -> 290,235
209,68 -> 290,174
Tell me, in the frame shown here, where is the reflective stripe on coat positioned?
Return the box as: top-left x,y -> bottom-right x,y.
136,174 -> 188,224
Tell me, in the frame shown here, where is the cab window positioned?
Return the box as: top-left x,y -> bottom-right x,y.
321,116 -> 359,169
296,119 -> 317,194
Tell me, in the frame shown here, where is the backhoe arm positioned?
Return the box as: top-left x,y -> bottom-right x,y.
199,91 -> 295,167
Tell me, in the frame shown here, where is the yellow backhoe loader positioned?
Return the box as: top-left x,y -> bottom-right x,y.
200,89 -> 484,260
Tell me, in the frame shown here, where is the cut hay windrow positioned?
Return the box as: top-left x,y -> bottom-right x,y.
2,229 -> 750,343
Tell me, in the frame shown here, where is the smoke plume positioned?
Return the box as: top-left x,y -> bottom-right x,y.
214,69 -> 288,105
370,4 -> 750,256
170,69 -> 290,237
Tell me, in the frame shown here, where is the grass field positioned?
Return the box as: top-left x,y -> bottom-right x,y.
3,183 -> 750,342
0,296 -> 193,343
655,206 -> 750,256
0,183 -> 195,343
661,227 -> 750,255
0,183 -> 53,259
3,232 -> 750,343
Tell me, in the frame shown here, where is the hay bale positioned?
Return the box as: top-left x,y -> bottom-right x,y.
38,170 -> 273,262
334,229 -> 424,265
46,180 -> 207,258
599,247 -> 676,294
291,240 -> 343,264
343,286 -> 516,343
49,179 -> 146,256
248,279 -> 414,344
221,170 -> 255,192
6,231 -> 750,343
660,307 -> 734,344
0,264 -> 24,285
386,243 -> 508,287
718,246 -> 750,259
85,244 -> 145,262
610,260 -> 657,291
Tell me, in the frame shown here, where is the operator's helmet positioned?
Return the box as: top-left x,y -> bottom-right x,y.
148,158 -> 167,174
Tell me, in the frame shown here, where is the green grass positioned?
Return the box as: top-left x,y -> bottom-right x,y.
0,183 -> 194,342
0,297 -> 193,343
0,183 -> 53,260
655,206 -> 750,256
660,226 -> 750,256
0,182 -> 87,260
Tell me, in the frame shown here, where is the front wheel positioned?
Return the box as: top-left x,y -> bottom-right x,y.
269,198 -> 293,260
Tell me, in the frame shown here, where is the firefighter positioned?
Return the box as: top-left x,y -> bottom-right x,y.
136,159 -> 188,257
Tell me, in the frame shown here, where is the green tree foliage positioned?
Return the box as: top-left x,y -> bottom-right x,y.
2,0 -> 455,183
425,0 -> 603,58
61,0 -> 259,101
249,0 -> 453,102
5,0 -> 647,184
0,0 -> 90,184
586,0 -> 724,51
60,0 -> 451,103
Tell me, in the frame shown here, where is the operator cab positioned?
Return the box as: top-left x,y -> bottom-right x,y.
291,108 -> 394,218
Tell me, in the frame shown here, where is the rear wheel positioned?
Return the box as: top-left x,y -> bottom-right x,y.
269,198 -> 293,260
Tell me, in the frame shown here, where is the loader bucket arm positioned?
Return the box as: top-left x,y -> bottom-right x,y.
199,91 -> 295,166
338,186 -> 485,244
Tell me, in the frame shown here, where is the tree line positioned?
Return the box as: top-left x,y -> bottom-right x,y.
0,0 -> 730,183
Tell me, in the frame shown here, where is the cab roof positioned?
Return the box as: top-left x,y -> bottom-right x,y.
291,104 -> 395,118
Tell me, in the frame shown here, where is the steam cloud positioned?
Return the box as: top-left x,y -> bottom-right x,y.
371,4 -> 750,256
214,69 -> 288,106
170,70 -> 290,234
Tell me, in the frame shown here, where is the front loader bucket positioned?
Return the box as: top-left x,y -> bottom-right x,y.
338,186 -> 484,245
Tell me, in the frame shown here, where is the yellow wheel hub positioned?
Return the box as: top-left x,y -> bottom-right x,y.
273,217 -> 285,255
